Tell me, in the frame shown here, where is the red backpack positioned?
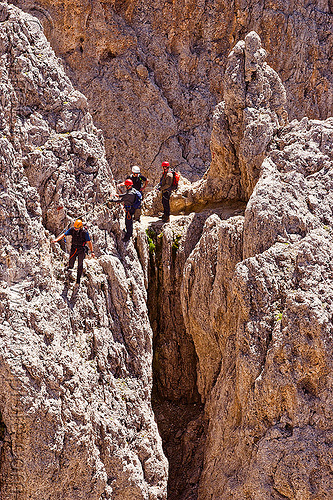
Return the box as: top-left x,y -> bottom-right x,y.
171,170 -> 180,191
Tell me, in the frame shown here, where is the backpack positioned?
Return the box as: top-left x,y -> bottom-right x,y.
70,226 -> 90,255
171,170 -> 180,191
132,189 -> 142,209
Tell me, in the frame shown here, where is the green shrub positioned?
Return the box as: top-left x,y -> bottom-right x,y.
275,311 -> 283,322
146,228 -> 156,254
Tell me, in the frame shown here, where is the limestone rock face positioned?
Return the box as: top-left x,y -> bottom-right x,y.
147,214 -> 206,500
176,59 -> 333,500
181,214 -> 244,402
10,0 -> 333,184
141,30 -> 333,500
0,4 -> 167,498
165,32 -> 288,215
219,31 -> 288,199
146,205 -> 244,499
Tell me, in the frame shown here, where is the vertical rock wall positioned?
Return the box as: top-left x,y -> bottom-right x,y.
3,2 -> 332,496
9,0 -> 333,183
146,204 -> 244,499
142,28 -> 333,499
170,31 -> 288,213
172,33 -> 333,499
189,115 -> 333,499
0,4 -> 167,498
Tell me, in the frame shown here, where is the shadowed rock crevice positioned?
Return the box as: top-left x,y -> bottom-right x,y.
145,204 -> 245,499
146,216 -> 204,499
0,411 -> 9,487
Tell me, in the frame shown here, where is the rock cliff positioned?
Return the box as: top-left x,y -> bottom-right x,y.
167,30 -> 288,214
2,2 -> 333,498
148,32 -> 333,499
9,0 -> 333,184
0,3 -> 167,498
182,114 -> 333,499
148,205 -> 244,499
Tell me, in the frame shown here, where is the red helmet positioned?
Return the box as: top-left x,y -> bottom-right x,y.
161,161 -> 169,168
124,179 -> 133,187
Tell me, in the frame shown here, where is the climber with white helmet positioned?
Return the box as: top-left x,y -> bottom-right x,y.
128,165 -> 148,193
117,166 -> 148,222
118,165 -> 148,194
51,219 -> 94,286
108,179 -> 142,242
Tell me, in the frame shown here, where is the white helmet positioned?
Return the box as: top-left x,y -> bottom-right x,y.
132,165 -> 140,174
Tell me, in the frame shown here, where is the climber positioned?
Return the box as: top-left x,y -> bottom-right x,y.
108,179 -> 142,242
130,166 -> 148,193
117,165 -> 148,222
157,161 -> 173,222
51,219 -> 95,286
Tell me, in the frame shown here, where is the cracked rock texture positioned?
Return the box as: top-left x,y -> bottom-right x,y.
184,116 -> 333,499
146,204 -> 244,499
142,30 -> 333,500
9,0 -> 333,185
166,31 -> 288,215
164,36 -> 333,500
0,3 -> 167,498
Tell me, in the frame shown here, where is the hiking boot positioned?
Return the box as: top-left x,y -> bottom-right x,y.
65,270 -> 75,282
162,216 -> 170,223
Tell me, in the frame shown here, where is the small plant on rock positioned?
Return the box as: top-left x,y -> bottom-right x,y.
146,228 -> 156,254
172,233 -> 182,259
275,311 -> 283,322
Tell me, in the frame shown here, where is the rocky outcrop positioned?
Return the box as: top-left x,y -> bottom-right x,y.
146,204 -> 244,499
9,0 -> 333,185
142,29 -> 333,499
181,114 -> 333,500
2,1 -> 333,497
0,4 -> 167,498
163,37 -> 333,500
165,31 -> 288,214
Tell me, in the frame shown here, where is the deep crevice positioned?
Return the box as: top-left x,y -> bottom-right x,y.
146,219 -> 205,500
146,203 -> 245,498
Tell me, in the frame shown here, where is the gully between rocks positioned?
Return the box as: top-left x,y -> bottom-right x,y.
144,203 -> 245,499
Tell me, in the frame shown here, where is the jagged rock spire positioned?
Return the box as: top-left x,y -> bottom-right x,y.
211,30 -> 288,201
163,32 -> 289,215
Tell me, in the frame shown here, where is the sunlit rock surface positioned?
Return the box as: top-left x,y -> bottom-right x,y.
2,2 -> 333,497
176,41 -> 333,500
167,31 -> 288,214
0,4 -> 167,498
143,28 -> 333,498
11,0 -> 333,184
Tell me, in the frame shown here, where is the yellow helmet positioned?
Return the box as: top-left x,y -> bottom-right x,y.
74,219 -> 83,229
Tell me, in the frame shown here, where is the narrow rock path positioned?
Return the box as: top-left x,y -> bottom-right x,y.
141,201 -> 246,231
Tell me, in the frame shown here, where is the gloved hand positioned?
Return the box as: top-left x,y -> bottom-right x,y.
107,199 -> 120,207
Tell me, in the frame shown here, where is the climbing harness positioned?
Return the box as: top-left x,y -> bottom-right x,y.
69,248 -> 77,260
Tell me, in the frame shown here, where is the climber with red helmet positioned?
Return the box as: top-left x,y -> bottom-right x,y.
157,161 -> 173,222
108,178 -> 142,242
51,219 -> 94,286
